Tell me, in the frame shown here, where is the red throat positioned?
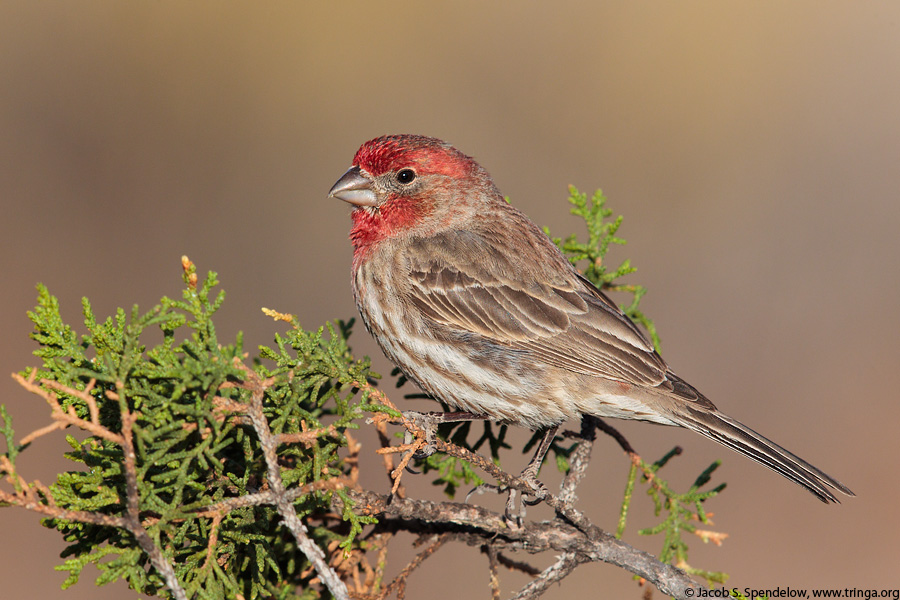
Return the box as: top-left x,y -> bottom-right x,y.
349,194 -> 431,260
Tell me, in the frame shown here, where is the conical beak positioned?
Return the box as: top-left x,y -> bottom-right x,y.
328,166 -> 377,207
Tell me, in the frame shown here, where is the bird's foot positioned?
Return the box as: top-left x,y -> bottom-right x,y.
399,410 -> 490,473
399,411 -> 442,473
519,461 -> 550,506
466,464 -> 550,528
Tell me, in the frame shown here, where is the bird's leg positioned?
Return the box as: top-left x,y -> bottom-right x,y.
466,425 -> 560,526
401,411 -> 490,461
518,425 -> 558,506
520,425 -> 558,488
503,425 -> 559,525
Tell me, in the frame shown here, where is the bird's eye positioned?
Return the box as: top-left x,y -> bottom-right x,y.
396,169 -> 416,184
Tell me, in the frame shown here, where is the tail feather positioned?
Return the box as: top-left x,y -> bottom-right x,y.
673,407 -> 855,503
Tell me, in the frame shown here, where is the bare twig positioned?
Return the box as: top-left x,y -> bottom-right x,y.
484,545 -> 502,600
203,512 -> 225,570
350,534 -> 449,600
231,361 -> 350,600
13,373 -> 123,445
558,416 -> 600,505
276,422 -> 340,446
508,552 -> 586,600
120,408 -> 188,600
337,489 -> 700,598
495,552 -> 541,577
594,417 -> 637,455
376,436 -> 426,495
195,477 -> 353,515
18,421 -> 66,446
374,419 -> 406,497
426,435 -> 598,537
387,533 -> 448,600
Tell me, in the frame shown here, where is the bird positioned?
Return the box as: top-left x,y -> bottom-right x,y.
328,134 -> 854,504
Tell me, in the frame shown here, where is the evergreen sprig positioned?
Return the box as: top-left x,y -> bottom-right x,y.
547,185 -> 660,352
5,259 -> 378,599
617,448 -> 729,586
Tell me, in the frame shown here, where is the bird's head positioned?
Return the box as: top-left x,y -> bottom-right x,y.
329,135 -> 499,253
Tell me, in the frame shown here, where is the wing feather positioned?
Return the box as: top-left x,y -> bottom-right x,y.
405,229 -> 667,387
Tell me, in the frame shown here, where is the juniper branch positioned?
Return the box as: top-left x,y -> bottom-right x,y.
7,372 -> 189,600
337,489 -> 699,598
508,552 -> 587,600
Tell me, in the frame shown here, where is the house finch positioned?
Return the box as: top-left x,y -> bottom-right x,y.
329,134 -> 853,503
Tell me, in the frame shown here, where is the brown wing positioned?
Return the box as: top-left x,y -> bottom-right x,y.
404,226 -> 668,387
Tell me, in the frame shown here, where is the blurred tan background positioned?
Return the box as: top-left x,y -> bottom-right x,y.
2,2 -> 898,598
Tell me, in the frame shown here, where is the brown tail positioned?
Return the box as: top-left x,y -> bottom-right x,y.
673,406 -> 855,503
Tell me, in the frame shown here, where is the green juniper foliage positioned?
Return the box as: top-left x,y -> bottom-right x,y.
618,448 -> 729,584
6,266 -> 380,599
1,187 -> 728,598
546,185 -> 660,352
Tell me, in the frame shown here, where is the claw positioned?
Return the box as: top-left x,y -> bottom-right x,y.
463,482 -> 527,526
412,447 -> 435,460
504,488 -> 525,527
465,482 -> 502,504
